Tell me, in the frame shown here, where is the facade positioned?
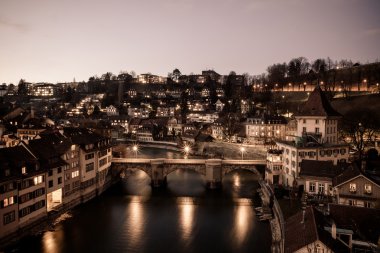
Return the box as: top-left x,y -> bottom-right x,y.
186,111 -> 219,123
245,114 -> 287,143
105,105 -> 119,116
267,86 -> 350,187
333,165 -> 380,208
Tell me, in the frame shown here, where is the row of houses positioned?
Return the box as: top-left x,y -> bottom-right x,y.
0,129 -> 112,239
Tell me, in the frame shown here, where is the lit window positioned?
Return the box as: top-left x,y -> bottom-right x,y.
364,184 -> 372,194
22,166 -> 27,174
3,198 -> 9,207
71,170 -> 79,178
349,183 -> 356,193
33,175 -> 43,185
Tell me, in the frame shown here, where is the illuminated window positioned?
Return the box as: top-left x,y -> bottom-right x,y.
318,183 -> 324,193
71,170 -> 79,178
34,175 -> 43,185
22,166 -> 27,174
364,184 -> 372,194
349,183 -> 356,193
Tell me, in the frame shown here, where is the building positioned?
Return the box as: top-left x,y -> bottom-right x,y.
29,83 -> 57,97
299,160 -> 346,196
105,105 -> 119,116
267,86 -> 350,187
66,129 -> 112,202
0,146 -> 40,238
285,206 -> 348,253
333,164 -> 380,208
246,114 -> 287,143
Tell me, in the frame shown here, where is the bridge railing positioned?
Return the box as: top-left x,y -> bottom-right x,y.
112,157 -> 266,165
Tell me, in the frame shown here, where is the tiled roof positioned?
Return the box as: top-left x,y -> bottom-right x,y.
285,206 -> 318,253
332,164 -> 361,186
328,204 -> 380,245
285,206 -> 348,253
295,86 -> 341,117
300,160 -> 346,179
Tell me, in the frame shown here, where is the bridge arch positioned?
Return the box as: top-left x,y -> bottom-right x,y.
221,165 -> 260,178
163,164 -> 206,178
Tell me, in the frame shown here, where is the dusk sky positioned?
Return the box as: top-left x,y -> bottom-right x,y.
1,0 -> 379,84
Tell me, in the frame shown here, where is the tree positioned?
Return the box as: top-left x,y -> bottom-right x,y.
18,79 -> 28,95
342,108 -> 380,161
172,68 -> 181,83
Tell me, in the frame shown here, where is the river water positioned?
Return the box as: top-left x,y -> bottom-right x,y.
6,147 -> 271,253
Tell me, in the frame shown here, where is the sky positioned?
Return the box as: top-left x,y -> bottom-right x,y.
1,0 -> 379,84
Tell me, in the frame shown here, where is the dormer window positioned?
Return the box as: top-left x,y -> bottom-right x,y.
22,166 -> 26,174
364,184 -> 372,194
349,183 -> 356,193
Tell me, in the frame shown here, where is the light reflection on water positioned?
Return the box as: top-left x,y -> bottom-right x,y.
11,158 -> 270,253
127,196 -> 145,250
177,198 -> 196,242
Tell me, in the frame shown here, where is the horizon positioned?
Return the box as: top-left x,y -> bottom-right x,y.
1,0 -> 380,85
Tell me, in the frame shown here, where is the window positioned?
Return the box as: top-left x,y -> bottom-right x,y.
309,182 -> 316,192
58,177 -> 62,184
9,196 -> 14,205
33,175 -> 43,185
57,167 -> 62,173
85,162 -> 94,172
318,183 -> 325,194
65,173 -> 70,180
348,199 -> 357,206
99,158 -> 107,167
71,170 -> 79,178
315,127 -> 319,133
48,170 -> 53,176
364,184 -> 372,194
315,119 -> 319,124
4,169 -> 10,177
85,153 -> 94,160
302,127 -> 306,133
303,119 -> 306,124
49,180 -> 53,188
3,211 -> 15,225
349,183 -> 356,193
22,166 -> 26,174
364,201 -> 372,208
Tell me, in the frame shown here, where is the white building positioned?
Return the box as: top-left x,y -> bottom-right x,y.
267,86 -> 349,187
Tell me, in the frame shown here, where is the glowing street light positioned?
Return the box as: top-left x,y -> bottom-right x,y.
183,144 -> 191,158
132,144 -> 138,158
240,146 -> 245,160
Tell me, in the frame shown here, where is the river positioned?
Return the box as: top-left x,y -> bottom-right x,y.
6,147 -> 271,253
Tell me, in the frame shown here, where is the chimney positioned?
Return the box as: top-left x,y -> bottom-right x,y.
332,222 -> 337,239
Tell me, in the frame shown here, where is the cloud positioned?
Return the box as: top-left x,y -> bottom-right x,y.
0,17 -> 28,32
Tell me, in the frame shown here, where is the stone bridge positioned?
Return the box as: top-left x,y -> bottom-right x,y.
112,158 -> 266,188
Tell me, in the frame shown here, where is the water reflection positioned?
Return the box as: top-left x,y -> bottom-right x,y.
232,205 -> 254,246
127,196 -> 145,250
124,170 -> 152,196
177,198 -> 196,241
42,230 -> 62,253
167,169 -> 206,197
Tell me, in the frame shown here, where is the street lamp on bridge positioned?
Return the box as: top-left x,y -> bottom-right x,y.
240,146 -> 245,160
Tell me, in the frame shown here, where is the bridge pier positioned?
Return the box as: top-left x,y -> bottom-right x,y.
151,159 -> 165,188
205,159 -> 222,189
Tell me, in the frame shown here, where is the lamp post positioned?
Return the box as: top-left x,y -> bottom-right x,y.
183,145 -> 191,158
132,145 -> 138,158
240,146 -> 245,160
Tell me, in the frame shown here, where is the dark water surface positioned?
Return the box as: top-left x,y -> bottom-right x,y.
7,148 -> 271,253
